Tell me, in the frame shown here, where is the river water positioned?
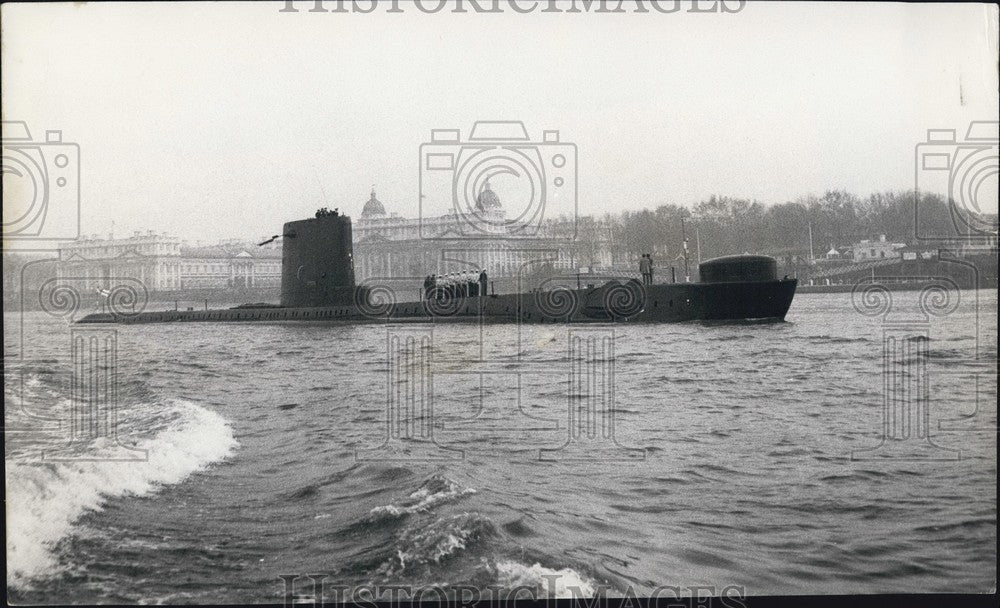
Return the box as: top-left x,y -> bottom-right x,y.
5,290 -> 996,602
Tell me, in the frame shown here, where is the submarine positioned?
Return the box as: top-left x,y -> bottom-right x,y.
77,210 -> 797,325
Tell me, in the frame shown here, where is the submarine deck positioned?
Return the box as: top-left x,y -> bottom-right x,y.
76,279 -> 797,325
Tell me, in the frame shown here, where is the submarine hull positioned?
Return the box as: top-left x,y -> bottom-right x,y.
76,278 -> 797,325
75,213 -> 797,325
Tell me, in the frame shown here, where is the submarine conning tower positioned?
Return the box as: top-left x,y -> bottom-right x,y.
698,254 -> 778,283
280,209 -> 357,308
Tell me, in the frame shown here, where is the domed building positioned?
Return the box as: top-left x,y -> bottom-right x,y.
361,189 -> 386,218
352,182 -> 602,286
475,181 -> 502,214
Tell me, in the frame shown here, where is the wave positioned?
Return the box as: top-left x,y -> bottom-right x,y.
807,335 -> 872,344
494,560 -> 597,598
716,335 -> 753,342
353,474 -> 597,597
5,371 -> 69,413
5,399 -> 238,589
912,516 -> 996,533
379,512 -> 496,576
368,473 -> 476,519
609,407 -> 639,414
926,348 -> 967,360
373,511 -> 598,598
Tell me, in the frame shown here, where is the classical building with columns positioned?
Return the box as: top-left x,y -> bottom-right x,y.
352,187 -> 599,283
52,188 -> 617,298
55,230 -> 282,293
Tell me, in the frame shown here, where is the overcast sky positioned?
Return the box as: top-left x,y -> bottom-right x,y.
2,1 -> 997,242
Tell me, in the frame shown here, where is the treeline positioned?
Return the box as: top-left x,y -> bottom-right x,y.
563,190 -> 987,267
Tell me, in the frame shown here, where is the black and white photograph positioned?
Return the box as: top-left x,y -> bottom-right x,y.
3,1 -> 997,604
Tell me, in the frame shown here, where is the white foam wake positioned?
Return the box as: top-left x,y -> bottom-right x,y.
383,512 -> 495,576
368,474 -> 476,519
495,560 -> 598,598
5,400 -> 238,589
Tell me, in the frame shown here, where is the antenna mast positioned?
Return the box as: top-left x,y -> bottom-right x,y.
681,218 -> 690,281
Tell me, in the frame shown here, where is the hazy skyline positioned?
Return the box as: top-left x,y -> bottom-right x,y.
2,1 -> 997,243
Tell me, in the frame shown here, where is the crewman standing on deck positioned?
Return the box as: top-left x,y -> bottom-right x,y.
639,254 -> 651,285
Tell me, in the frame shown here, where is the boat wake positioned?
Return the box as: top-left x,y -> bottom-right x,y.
5,399 -> 238,589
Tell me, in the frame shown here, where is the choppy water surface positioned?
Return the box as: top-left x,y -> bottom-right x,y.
5,290 -> 997,602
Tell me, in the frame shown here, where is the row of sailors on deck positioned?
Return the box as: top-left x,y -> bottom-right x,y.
423,270 -> 489,300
